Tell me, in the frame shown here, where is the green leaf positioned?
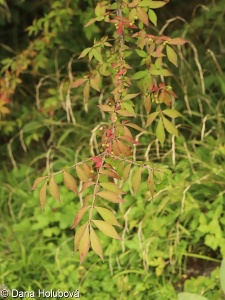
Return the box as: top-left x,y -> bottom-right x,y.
132,70 -> 148,80
148,9 -> 157,26
162,116 -> 178,136
162,109 -> 182,118
156,117 -> 165,146
220,259 -> 225,294
92,220 -> 122,240
90,226 -> 104,262
166,45 -> 178,67
49,176 -> 60,203
178,293 -> 209,300
95,206 -> 122,227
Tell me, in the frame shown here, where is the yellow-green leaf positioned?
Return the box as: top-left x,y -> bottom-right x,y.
147,1 -> 167,9
122,163 -> 131,181
64,171 -> 77,194
147,171 -> 154,197
162,109 -> 182,118
146,111 -> 159,127
100,182 -> 126,194
79,225 -> 90,264
49,176 -> 60,203
78,47 -> 92,59
156,117 -> 165,146
97,191 -> 125,203
39,180 -> 47,211
76,165 -> 89,182
95,206 -> 123,227
90,226 -> 104,262
92,220 -> 122,240
132,70 -> 148,80
31,176 -> 48,191
148,9 -> 157,26
131,168 -> 142,195
83,81 -> 90,103
166,45 -> 178,67
74,222 -> 88,252
162,116 -> 178,136
71,206 -> 89,229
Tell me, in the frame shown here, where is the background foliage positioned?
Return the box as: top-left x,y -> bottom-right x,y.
1,0 -> 225,299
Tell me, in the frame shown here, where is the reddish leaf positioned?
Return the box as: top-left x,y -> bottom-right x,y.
97,105 -> 114,112
97,191 -> 125,203
71,206 -> 89,229
100,169 -> 121,179
71,78 -> 88,88
169,38 -> 188,45
31,176 -> 48,191
136,7 -> 149,26
49,176 -> 60,203
39,180 -> 47,211
92,220 -> 122,240
119,135 -> 140,145
116,140 -> 132,156
74,222 -> 88,252
63,171 -> 77,194
79,225 -> 90,264
90,225 -> 104,262
79,181 -> 95,194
